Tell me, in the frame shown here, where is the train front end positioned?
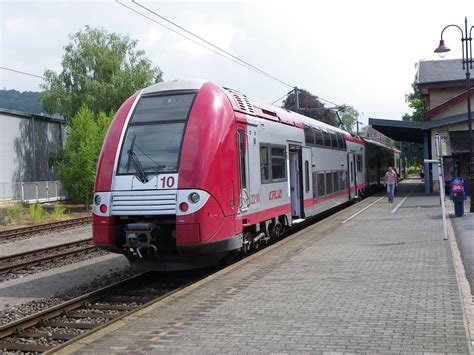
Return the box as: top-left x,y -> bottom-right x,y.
92,80 -> 241,270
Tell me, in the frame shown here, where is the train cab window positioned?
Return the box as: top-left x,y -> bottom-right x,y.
304,126 -> 315,146
322,131 -> 331,148
329,132 -> 338,148
260,146 -> 270,183
117,93 -> 196,175
130,93 -> 196,123
314,128 -> 324,146
317,173 -> 325,198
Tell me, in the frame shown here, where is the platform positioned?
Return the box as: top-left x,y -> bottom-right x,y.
61,179 -> 473,353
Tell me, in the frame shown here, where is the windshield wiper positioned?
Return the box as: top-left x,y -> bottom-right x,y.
127,135 -> 149,183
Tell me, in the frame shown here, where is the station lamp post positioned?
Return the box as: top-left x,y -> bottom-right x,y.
434,17 -> 474,212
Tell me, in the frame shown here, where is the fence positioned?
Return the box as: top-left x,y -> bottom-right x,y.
0,181 -> 67,205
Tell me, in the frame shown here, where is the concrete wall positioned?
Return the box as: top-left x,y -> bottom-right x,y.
0,110 -> 64,183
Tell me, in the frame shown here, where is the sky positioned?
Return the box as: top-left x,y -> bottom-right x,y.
1,0 -> 473,125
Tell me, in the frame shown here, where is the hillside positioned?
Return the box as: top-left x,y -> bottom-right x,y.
0,89 -> 43,114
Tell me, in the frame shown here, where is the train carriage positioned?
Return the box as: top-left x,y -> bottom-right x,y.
92,79 -> 395,270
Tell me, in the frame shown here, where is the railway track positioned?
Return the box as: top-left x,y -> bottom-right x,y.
0,216 -> 92,241
0,271 -> 205,353
0,239 -> 97,276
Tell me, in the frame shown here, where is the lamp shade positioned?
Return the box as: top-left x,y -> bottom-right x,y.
434,39 -> 450,58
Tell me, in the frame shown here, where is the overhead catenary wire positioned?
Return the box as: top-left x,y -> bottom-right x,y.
116,0 -> 292,88
0,66 -> 45,80
130,0 -> 294,89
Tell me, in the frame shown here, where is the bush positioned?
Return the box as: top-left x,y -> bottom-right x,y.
29,204 -> 45,224
6,203 -> 23,224
407,166 -> 417,175
50,205 -> 67,221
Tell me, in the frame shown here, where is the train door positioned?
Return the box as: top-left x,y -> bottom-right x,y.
237,127 -> 249,212
289,145 -> 304,221
302,147 -> 312,215
348,152 -> 357,199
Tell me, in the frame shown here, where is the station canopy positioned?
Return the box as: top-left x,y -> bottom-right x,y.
368,118 -> 423,144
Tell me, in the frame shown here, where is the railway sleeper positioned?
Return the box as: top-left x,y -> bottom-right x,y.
0,341 -> 53,352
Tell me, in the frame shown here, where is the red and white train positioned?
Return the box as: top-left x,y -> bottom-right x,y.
92,80 -> 401,270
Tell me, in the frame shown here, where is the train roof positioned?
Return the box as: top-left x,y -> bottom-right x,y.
140,79 -> 350,135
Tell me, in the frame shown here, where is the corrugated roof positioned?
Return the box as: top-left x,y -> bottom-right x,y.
417,59 -> 465,84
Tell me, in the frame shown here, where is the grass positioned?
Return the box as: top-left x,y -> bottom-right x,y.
5,203 -> 23,224
29,204 -> 45,224
50,204 -> 67,221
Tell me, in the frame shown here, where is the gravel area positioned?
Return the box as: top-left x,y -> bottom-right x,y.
0,225 -> 92,257
0,253 -> 142,325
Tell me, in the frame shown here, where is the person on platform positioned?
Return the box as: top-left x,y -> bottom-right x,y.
384,166 -> 398,203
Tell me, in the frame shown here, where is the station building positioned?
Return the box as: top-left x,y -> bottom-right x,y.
370,58 -> 474,194
0,108 -> 65,202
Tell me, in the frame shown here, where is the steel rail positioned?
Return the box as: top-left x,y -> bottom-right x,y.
0,216 -> 91,241
0,271 -> 205,353
0,239 -> 96,274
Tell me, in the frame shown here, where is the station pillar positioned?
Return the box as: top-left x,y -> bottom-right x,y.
423,131 -> 431,194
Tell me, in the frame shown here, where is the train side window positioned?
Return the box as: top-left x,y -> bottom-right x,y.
330,132 -> 338,148
312,171 -> 318,198
333,171 -> 340,192
356,154 -> 362,172
317,173 -> 325,198
270,146 -> 286,180
304,126 -> 315,146
260,145 -> 270,183
340,170 -> 347,190
326,172 -> 333,194
238,129 -> 247,189
314,129 -> 324,146
305,161 -> 310,193
336,134 -> 343,149
322,131 -> 331,148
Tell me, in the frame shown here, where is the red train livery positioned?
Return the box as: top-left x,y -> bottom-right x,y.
93,80 -> 400,270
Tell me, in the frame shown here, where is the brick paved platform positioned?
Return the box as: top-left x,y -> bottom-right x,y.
63,180 -> 471,354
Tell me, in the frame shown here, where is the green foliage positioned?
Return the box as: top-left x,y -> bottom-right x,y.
283,89 -> 338,127
29,204 -> 45,224
0,89 -> 43,113
407,166 -> 417,175
6,203 -> 23,224
59,106 -> 112,206
403,75 -> 425,122
40,26 -> 163,122
0,211 -> 6,226
50,205 -> 67,221
338,104 -> 360,134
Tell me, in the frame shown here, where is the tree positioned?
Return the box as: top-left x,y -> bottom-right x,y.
0,89 -> 43,113
59,106 -> 112,207
283,89 -> 338,127
402,75 -> 425,122
402,74 -> 426,166
338,104 -> 360,134
41,26 -> 162,121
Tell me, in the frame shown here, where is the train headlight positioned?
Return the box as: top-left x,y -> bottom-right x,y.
179,202 -> 189,212
100,204 -> 108,213
188,192 -> 200,204
94,195 -> 101,206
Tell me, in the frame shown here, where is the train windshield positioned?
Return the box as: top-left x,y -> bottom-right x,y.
117,93 -> 195,175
